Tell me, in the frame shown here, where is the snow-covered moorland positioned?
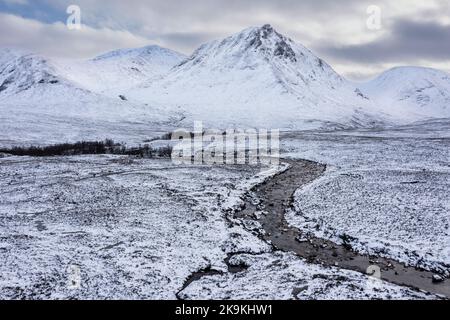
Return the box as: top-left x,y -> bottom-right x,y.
0,155 -> 264,299
0,155 -> 435,299
283,120 -> 450,276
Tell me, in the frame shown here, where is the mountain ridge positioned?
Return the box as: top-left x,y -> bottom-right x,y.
55,45 -> 186,94
1,25 -> 449,135
361,66 -> 450,119
128,24 -> 386,128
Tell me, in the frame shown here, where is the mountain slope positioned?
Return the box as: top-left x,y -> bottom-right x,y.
0,49 -> 65,97
129,25 -> 386,129
55,45 -> 186,95
0,48 -> 180,146
360,67 -> 450,119
1,26 -> 450,145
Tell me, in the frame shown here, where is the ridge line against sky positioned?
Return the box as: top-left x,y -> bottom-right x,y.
0,0 -> 449,81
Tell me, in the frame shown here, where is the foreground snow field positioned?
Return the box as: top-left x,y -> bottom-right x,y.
0,156 -> 262,299
0,155 -> 435,299
283,122 -> 450,276
179,252 -> 432,300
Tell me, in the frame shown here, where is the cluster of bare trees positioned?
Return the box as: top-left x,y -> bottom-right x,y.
0,139 -> 173,159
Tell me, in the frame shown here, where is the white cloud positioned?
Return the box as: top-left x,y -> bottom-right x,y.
0,13 -> 154,59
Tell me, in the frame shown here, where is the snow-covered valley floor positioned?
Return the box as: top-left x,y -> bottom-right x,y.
283,122 -> 450,276
0,153 -> 438,300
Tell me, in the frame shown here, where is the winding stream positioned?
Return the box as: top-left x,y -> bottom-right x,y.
236,159 -> 450,298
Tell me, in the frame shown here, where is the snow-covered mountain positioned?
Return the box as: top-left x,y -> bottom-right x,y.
0,45 -> 186,99
55,45 -> 186,95
1,25 -> 450,145
0,48 -> 67,97
129,25 -> 385,129
0,48 -> 102,107
360,67 -> 450,120
0,48 -> 182,146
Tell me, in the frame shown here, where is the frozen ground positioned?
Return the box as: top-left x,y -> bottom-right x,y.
0,155 -> 263,299
283,120 -> 450,275
0,99 -> 179,148
179,252 -> 433,300
0,155 -> 433,299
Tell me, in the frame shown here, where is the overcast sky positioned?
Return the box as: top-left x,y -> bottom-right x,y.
0,0 -> 449,80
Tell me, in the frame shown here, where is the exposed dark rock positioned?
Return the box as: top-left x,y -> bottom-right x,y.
432,274 -> 445,283
355,88 -> 369,100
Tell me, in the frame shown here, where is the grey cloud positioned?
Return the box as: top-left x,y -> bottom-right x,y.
158,32 -> 221,55
2,0 -> 450,80
41,0 -> 367,36
317,19 -> 450,64
0,13 -> 152,59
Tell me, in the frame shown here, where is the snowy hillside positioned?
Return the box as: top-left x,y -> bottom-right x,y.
0,49 -> 100,107
55,45 -> 186,95
0,48 -> 66,97
0,48 -> 181,146
360,67 -> 450,120
129,25 -> 386,129
1,26 -> 450,144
